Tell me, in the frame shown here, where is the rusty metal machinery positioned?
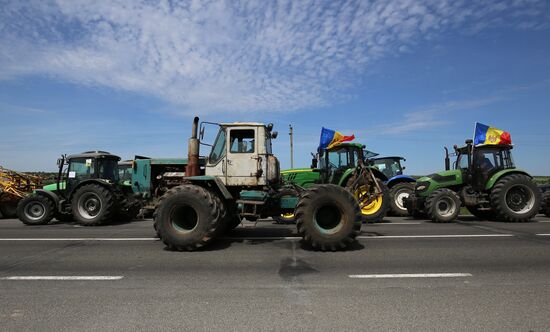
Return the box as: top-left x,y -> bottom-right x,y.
0,166 -> 43,218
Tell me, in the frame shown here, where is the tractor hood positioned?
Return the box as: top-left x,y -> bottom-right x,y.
414,169 -> 463,197
42,182 -> 66,192
281,168 -> 320,188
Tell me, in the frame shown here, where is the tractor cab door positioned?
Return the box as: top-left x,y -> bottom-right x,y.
472,148 -> 499,191
225,127 -> 261,186
326,147 -> 354,184
66,158 -> 96,196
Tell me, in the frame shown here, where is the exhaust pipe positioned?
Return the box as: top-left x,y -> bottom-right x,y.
187,116 -> 200,177
444,147 -> 450,171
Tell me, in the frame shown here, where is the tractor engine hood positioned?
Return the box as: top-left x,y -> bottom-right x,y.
414,169 -> 463,196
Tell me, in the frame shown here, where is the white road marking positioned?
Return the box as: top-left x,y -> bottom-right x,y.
0,238 -> 159,241
536,234 -> 550,236
0,234 -> 515,241
358,234 -> 514,239
0,276 -> 124,281
349,273 -> 472,279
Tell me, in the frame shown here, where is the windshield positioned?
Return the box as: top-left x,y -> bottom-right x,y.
68,158 -> 95,180
118,165 -> 132,182
456,153 -> 469,170
475,148 -> 515,172
209,128 -> 226,164
373,158 -> 402,178
327,148 -> 352,169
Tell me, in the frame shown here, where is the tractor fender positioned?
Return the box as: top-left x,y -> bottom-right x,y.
485,169 -> 532,191
67,179 -> 116,201
387,175 -> 416,188
34,189 -> 61,206
187,176 -> 233,200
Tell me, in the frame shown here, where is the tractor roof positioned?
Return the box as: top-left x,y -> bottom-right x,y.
327,142 -> 365,150
373,156 -> 405,161
457,144 -> 514,151
220,122 -> 265,127
67,151 -> 121,161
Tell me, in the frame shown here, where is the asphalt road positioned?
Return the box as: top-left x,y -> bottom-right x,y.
1,215 -> 550,331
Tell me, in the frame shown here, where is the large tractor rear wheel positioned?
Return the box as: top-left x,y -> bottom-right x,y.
425,188 -> 461,223
541,192 -> 550,217
71,184 -> 115,226
296,184 -> 361,251
17,195 -> 55,225
155,185 -> 221,251
490,174 -> 541,222
389,182 -> 415,217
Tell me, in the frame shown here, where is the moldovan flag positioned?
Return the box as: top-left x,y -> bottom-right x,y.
319,127 -> 355,150
474,122 -> 512,146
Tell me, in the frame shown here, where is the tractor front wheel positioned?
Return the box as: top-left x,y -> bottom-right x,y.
389,183 -> 415,217
154,185 -> 221,251
346,177 -> 389,223
71,184 -> 115,226
296,184 -> 361,251
17,195 -> 55,225
425,189 -> 461,223
490,174 -> 541,222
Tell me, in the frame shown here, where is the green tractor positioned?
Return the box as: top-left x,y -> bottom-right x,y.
404,140 -> 541,223
153,118 -> 362,251
280,143 -> 389,223
17,151 -> 141,226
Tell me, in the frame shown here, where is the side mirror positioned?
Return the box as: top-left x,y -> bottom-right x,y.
310,158 -> 318,169
271,131 -> 278,139
199,126 -> 205,141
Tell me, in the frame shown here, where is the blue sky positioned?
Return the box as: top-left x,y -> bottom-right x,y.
1,0 -> 549,175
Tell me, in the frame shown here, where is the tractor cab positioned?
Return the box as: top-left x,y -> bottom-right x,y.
317,143 -> 366,184
371,157 -> 406,179
60,151 -> 121,198
195,119 -> 280,189
453,141 -> 515,191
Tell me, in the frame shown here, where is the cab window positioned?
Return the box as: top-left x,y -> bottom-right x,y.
230,129 -> 255,153
209,129 -> 226,164
327,148 -> 351,168
68,158 -> 95,180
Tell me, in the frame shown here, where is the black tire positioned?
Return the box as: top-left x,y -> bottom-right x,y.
296,184 -> 362,251
466,206 -> 496,221
71,184 -> 115,226
346,177 -> 389,223
490,174 -> 541,222
0,201 -> 18,218
154,185 -> 221,251
389,182 -> 415,217
210,193 -> 229,237
425,188 -> 461,223
16,195 -> 55,225
541,192 -> 550,217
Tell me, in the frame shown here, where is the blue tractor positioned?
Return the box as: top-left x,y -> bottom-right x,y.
369,156 -> 416,216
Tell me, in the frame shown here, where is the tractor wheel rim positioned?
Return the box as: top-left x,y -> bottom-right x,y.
394,189 -> 410,211
281,212 -> 295,219
24,202 -> 46,221
355,185 -> 383,215
313,204 -> 344,235
436,197 -> 456,217
77,193 -> 102,220
505,184 -> 535,214
170,205 -> 199,233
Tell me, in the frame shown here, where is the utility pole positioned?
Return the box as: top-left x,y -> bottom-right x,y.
289,124 -> 294,169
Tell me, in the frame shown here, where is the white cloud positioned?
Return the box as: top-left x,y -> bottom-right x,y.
0,0 -> 548,114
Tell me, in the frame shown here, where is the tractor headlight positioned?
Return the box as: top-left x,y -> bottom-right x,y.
415,181 -> 430,192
